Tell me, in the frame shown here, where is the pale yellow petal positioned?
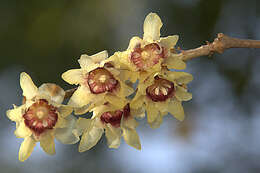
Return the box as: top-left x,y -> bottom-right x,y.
55,115 -> 80,144
90,50 -> 108,63
121,117 -> 138,129
149,113 -> 164,129
6,105 -> 25,122
55,116 -> 68,128
105,125 -> 121,149
165,54 -> 186,70
105,94 -> 127,109
143,13 -> 162,42
175,86 -> 192,101
166,71 -> 193,84
79,51 -> 108,71
78,120 -> 104,152
38,83 -> 65,104
40,131 -> 55,155
127,36 -> 143,50
14,122 -> 32,138
68,85 -> 92,108
19,136 -> 36,162
61,69 -> 84,85
159,35 -> 179,49
118,81 -> 135,98
146,101 -> 159,124
168,99 -> 185,121
57,105 -> 73,117
76,117 -> 92,135
20,72 -> 38,99
131,107 -> 146,119
122,128 -> 141,150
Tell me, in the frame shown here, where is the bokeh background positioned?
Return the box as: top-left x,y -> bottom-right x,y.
1,0 -> 259,172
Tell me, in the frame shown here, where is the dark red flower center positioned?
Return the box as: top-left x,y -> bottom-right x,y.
23,99 -> 58,135
87,67 -> 118,94
100,104 -> 130,127
146,76 -> 175,102
130,43 -> 166,71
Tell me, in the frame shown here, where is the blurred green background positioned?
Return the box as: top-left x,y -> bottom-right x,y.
0,0 -> 259,173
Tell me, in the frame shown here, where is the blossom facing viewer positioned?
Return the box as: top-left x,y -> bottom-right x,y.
77,103 -> 141,152
131,69 -> 193,128
6,72 -> 79,161
110,12 -> 186,83
62,50 -> 133,114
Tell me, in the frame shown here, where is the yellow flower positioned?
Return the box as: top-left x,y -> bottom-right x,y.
109,12 -> 186,83
77,103 -> 141,152
62,51 -> 134,115
131,70 -> 193,128
6,72 -> 79,162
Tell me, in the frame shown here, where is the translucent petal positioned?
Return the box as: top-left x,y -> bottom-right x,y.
19,136 -> 36,162
14,122 -> 32,138
20,72 -> 38,99
175,86 -> 192,101
40,131 -> 56,155
62,69 -> 84,85
149,113 -> 164,129
166,71 -> 193,84
38,83 -> 65,104
127,36 -> 143,50
55,116 -> 80,144
143,13 -> 163,42
105,94 -> 127,109
6,105 -> 25,122
159,35 -> 179,49
165,54 -> 186,70
76,117 -> 92,136
122,128 -> 141,150
131,95 -> 145,109
57,105 -> 73,117
79,51 -> 108,71
146,101 -> 159,124
78,120 -> 104,152
168,99 -> 185,121
55,116 -> 68,128
121,117 -> 138,129
118,81 -> 135,98
105,125 -> 121,149
68,86 -> 93,108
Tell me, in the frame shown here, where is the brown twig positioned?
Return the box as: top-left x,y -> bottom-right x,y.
181,33 -> 260,61
64,33 -> 260,98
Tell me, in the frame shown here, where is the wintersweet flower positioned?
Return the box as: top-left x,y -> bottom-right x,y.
109,12 -> 186,83
62,51 -> 134,114
77,102 -> 141,152
131,69 -> 193,128
6,72 -> 79,161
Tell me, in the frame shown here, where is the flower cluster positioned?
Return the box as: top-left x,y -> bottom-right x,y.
6,13 -> 192,161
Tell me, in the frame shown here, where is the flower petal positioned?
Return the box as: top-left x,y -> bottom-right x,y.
38,83 -> 65,104
146,101 -> 159,124
143,13 -> 162,42
76,117 -> 92,136
6,105 -> 25,122
165,54 -> 186,70
149,113 -> 164,129
168,99 -> 185,121
166,72 -> 193,84
122,128 -> 141,150
127,36 -> 143,50
105,94 -> 127,109
159,35 -> 179,49
55,115 -> 80,144
62,69 -> 84,85
78,51 -> 108,71
105,125 -> 121,149
55,116 -> 68,128
175,86 -> 192,101
68,85 -> 93,108
20,72 -> 38,99
19,136 -> 36,162
40,131 -> 56,155
57,105 -> 73,118
14,122 -> 32,138
78,119 -> 104,152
